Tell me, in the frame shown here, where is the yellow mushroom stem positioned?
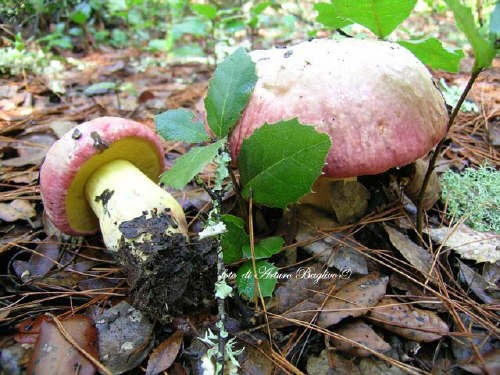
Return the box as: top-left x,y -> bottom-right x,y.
85,159 -> 187,252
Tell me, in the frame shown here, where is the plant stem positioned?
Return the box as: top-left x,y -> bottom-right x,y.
416,68 -> 482,234
195,145 -> 233,374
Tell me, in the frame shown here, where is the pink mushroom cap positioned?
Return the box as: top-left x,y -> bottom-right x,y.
40,117 -> 165,235
229,39 -> 449,178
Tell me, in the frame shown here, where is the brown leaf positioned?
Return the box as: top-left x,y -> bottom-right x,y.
427,224 -> 500,263
458,259 -> 498,304
317,273 -> 388,328
296,207 -> 368,274
300,178 -> 369,224
28,315 -> 98,375
0,200 -> 36,222
368,298 -> 449,342
458,348 -> 500,375
404,159 -> 441,210
384,224 -> 433,275
239,342 -> 274,375
331,320 -> 391,357
271,263 -> 351,328
146,331 -> 183,375
1,133 -> 56,167
15,315 -> 50,344
12,240 -> 60,281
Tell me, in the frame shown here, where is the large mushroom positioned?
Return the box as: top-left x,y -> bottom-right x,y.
229,38 -> 448,220
40,116 -> 187,253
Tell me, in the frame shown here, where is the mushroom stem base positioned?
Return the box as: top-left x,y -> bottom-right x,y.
85,159 -> 187,252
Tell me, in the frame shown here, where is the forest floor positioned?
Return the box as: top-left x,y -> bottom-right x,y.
0,35 -> 499,375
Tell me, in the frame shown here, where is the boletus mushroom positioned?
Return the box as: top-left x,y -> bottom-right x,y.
40,117 -> 215,320
229,39 -> 448,221
40,116 -> 187,253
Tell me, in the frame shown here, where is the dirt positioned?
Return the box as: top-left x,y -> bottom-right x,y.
117,210 -> 217,323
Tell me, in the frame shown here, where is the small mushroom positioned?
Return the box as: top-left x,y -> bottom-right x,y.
229,39 -> 449,218
40,116 -> 187,252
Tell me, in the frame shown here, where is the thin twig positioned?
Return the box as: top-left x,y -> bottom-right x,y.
416,69 -> 482,234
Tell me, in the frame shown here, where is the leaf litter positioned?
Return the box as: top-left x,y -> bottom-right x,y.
0,32 -> 499,375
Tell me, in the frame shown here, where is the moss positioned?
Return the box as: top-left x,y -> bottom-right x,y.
441,165 -> 500,233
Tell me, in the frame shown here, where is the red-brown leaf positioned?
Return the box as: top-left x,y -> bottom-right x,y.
27,315 -> 99,375
146,331 -> 184,375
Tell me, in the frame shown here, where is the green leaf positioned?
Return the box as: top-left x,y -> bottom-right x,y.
83,82 -> 117,96
160,138 -> 226,189
314,2 -> 353,29
204,48 -> 257,137
251,1 -> 272,16
221,214 -> 249,263
398,38 -> 464,72
191,4 -> 218,20
236,260 -> 278,298
70,3 -> 92,24
155,109 -> 209,143
445,0 -> 495,71
242,236 -> 284,259
329,0 -> 417,38
238,119 -> 331,208
172,17 -> 208,38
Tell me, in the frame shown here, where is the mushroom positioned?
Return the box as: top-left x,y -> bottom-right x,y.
40,116 -> 187,253
229,38 -> 448,220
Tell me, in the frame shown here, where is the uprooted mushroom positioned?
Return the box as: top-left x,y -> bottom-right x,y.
40,117 -> 215,319
229,38 -> 449,223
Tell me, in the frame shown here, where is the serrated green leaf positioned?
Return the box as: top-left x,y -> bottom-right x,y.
398,38 -> 464,72
238,119 -> 331,208
160,138 -> 226,189
204,48 -> 257,137
236,260 -> 278,298
330,0 -> 417,38
242,236 -> 284,259
191,4 -> 218,20
221,214 -> 249,263
314,2 -> 353,29
155,108 -> 209,143
83,82 -> 116,96
445,0 -> 495,71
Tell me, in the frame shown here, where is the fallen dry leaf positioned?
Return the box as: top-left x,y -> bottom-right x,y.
1,133 -> 56,167
404,159 -> 441,210
300,178 -> 369,224
48,119 -> 78,138
12,240 -> 60,282
458,348 -> 500,375
317,273 -> 388,328
458,259 -> 498,304
238,342 -> 275,375
146,331 -> 183,375
331,320 -> 391,357
27,315 -> 99,375
296,206 -> 368,274
427,224 -> 500,263
0,200 -> 36,222
368,298 -> 449,342
384,224 -> 433,275
271,263 -> 351,328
